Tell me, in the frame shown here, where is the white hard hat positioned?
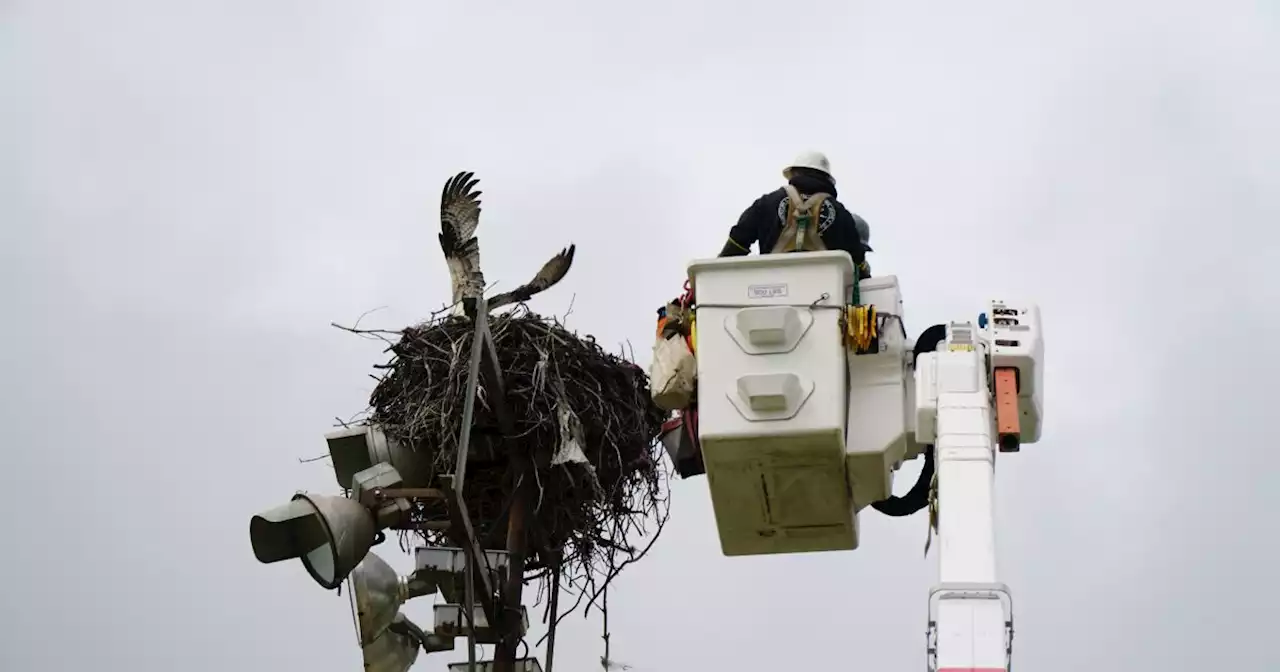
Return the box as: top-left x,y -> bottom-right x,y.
783,151 -> 835,184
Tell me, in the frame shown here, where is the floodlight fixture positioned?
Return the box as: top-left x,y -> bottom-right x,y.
325,424 -> 429,490
414,546 -> 510,603
446,658 -> 543,672
362,613 -> 455,672
348,551 -> 414,646
249,492 -> 378,590
433,603 -> 529,644
348,550 -> 452,650
361,621 -> 419,672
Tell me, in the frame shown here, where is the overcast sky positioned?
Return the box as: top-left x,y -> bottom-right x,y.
3,1 -> 1277,670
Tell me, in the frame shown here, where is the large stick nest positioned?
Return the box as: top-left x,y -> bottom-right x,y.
357,305 -> 671,616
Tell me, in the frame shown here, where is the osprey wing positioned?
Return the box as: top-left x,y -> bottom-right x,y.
438,171 -> 486,303
489,244 -> 576,310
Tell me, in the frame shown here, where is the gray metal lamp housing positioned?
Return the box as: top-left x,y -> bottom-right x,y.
350,553 -> 455,671
325,424 -> 428,490
349,551 -> 408,646
249,492 -> 378,590
361,620 -> 420,672
362,614 -> 455,672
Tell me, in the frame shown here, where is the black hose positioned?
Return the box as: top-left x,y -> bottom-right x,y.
868,323 -> 948,517
869,448 -> 934,516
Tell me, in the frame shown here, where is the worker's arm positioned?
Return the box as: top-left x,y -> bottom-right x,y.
827,204 -> 869,266
719,197 -> 766,257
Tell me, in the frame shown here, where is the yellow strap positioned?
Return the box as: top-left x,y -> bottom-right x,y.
842,305 -> 880,354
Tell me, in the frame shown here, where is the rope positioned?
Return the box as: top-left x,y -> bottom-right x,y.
678,280 -> 696,354
695,291 -> 842,312
679,279 -> 694,308
870,446 -> 935,517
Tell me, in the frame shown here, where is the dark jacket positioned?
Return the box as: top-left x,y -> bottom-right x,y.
720,172 -> 871,273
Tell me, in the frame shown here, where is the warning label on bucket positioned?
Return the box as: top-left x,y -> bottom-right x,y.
748,283 -> 789,299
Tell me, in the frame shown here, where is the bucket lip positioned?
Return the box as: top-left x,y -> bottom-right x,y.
687,250 -> 856,283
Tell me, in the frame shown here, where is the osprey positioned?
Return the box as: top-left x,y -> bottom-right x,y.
437,171 -> 576,317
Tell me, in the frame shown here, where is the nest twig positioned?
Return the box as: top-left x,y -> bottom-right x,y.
343,304 -> 671,624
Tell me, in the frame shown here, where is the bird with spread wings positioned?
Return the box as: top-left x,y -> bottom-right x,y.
437,171 -> 576,317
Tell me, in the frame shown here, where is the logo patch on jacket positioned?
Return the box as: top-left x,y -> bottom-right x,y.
778,196 -> 837,233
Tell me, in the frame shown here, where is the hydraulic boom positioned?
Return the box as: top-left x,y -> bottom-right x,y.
677,252 -> 1045,671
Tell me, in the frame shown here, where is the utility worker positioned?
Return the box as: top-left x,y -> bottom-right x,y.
719,151 -> 872,279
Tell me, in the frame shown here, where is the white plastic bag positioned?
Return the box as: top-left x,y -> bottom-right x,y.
649,334 -> 697,411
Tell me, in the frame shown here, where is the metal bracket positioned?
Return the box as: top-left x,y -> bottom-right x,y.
441,295 -> 532,672
449,296 -> 497,672
925,582 -> 1015,672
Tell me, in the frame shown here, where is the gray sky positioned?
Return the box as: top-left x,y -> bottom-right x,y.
3,1 -> 1277,670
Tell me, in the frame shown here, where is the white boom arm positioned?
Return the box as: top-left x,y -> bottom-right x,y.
680,253 -> 1045,672
915,306 -> 1044,672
